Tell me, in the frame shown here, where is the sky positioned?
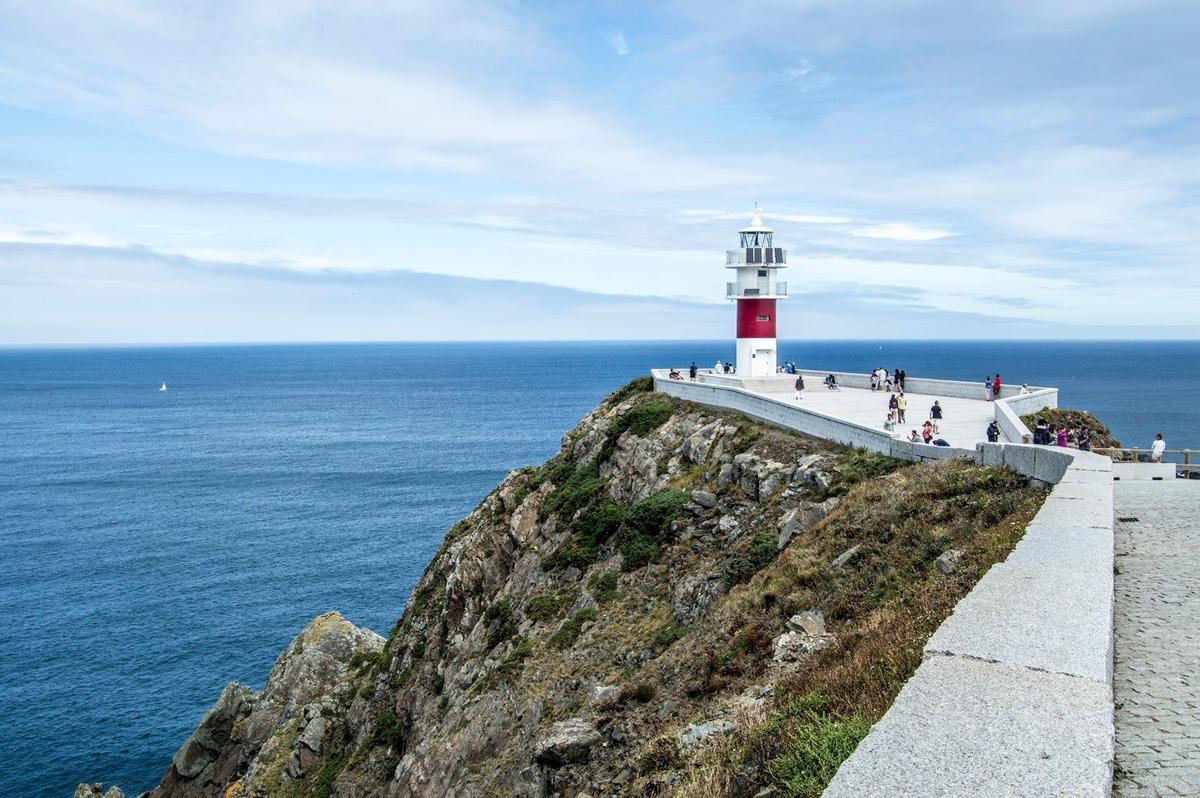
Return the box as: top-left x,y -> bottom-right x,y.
1,0 -> 1198,344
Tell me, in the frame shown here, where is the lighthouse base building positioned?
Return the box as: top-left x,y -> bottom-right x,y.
727,210 -> 787,376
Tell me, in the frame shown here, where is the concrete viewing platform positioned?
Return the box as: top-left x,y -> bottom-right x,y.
655,367 -> 1059,456
707,373 -> 996,449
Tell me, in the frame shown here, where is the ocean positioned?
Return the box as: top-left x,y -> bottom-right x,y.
1,340 -> 1196,797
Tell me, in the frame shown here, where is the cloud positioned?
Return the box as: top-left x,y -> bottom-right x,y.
607,29 -> 631,56
849,223 -> 957,241
0,3 -> 737,191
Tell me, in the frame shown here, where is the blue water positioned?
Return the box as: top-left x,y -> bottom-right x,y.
1,341 -> 1196,798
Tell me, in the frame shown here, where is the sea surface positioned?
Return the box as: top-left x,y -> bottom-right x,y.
1,340 -> 1196,797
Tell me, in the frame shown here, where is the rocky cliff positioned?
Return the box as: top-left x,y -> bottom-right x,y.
89,378 -> 1047,798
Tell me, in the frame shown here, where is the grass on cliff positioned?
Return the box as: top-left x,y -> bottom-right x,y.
1020,406 -> 1120,448
668,458 -> 1047,798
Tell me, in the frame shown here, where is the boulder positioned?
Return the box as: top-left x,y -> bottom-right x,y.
171,682 -> 255,778
935,549 -> 963,574
680,719 -> 736,748
691,490 -> 718,508
535,718 -> 604,766
718,462 -> 736,491
830,544 -> 863,569
777,501 -> 835,551
772,631 -> 833,664
786,609 -> 826,636
74,786 -> 124,798
591,685 -> 621,711
672,571 -> 730,626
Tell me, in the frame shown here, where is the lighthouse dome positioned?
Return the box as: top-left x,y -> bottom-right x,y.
739,209 -> 772,234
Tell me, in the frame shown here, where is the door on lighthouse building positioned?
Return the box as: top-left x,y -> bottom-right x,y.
753,349 -> 773,376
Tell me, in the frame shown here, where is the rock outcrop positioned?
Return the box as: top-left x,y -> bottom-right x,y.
87,379 -> 1045,798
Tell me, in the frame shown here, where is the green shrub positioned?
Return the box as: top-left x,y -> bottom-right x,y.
312,752 -> 348,798
626,490 -> 688,537
548,610 -> 597,650
654,621 -> 686,650
611,376 -> 655,404
472,638 -> 533,694
588,570 -> 619,603
542,498 -> 627,571
617,490 -> 688,570
831,450 -> 904,494
526,592 -> 573,622
731,532 -> 778,583
599,400 -> 675,462
484,599 -> 516,649
373,710 -> 407,751
543,489 -> 685,574
540,462 -> 607,521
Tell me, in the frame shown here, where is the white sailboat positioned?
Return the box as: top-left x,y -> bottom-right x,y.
159,381 -> 168,392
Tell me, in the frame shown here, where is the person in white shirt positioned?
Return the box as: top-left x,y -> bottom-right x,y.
1151,434 -> 1166,462
1019,384 -> 1031,395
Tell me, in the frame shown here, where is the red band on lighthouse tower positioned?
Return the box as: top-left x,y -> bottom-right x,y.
736,298 -> 776,339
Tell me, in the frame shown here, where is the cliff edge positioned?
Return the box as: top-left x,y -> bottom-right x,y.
91,377 -> 1047,798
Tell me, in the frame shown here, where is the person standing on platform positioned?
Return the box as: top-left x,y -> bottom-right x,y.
993,374 -> 1002,398
929,400 -> 943,434
1078,429 -> 1091,452
1151,433 -> 1166,462
984,376 -> 994,401
794,374 -> 805,401
986,420 -> 1001,442
1056,427 -> 1069,447
689,362 -> 697,381
896,391 -> 908,423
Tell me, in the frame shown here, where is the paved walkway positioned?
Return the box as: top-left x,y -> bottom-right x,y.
762,384 -> 996,449
1113,481 -> 1200,797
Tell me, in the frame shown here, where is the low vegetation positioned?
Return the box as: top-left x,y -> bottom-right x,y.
1021,407 -> 1121,448
671,459 -> 1045,797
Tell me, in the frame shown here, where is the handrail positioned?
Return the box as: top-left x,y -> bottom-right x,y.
1093,447 -> 1197,474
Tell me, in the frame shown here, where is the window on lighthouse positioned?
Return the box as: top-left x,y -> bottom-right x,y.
757,315 -> 770,322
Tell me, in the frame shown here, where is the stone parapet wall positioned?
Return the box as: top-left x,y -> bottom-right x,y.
650,372 -> 1115,798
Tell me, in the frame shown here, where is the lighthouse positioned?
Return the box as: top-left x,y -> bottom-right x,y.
727,209 -> 787,376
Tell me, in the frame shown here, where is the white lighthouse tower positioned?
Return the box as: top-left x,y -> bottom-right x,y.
727,209 -> 787,376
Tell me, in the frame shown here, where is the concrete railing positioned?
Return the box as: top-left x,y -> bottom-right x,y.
650,372 -> 1115,797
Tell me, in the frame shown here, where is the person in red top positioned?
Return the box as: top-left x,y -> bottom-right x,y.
992,374 -> 1002,398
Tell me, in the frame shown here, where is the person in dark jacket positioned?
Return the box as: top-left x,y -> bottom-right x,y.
794,374 -> 805,401
986,420 -> 1001,442
929,400 -> 943,434
689,362 -> 697,381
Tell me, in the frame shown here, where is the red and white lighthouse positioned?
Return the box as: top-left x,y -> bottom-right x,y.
727,209 -> 787,376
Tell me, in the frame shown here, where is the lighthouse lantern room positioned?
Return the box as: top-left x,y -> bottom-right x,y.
726,209 -> 787,376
